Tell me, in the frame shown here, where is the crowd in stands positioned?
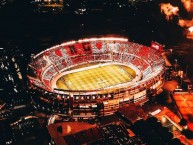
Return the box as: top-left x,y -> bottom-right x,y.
26,39 -> 165,118
28,39 -> 164,91
28,72 -> 164,118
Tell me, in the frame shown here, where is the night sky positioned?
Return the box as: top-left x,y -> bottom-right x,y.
0,0 -> 192,78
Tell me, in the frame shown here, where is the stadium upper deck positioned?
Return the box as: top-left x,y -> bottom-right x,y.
28,37 -> 165,95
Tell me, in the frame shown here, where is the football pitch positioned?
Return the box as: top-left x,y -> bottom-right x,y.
56,64 -> 136,91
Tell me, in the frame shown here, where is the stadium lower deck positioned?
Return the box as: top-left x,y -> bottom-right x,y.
28,37 -> 165,118
56,64 -> 136,91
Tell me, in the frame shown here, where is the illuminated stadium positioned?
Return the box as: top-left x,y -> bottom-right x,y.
27,37 -> 165,118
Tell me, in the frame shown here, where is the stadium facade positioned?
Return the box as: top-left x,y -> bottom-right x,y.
27,37 -> 165,119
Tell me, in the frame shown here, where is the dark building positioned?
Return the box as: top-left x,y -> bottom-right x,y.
0,46 -> 24,97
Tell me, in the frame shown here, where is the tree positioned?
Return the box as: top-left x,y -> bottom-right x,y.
179,118 -> 187,126
181,129 -> 193,139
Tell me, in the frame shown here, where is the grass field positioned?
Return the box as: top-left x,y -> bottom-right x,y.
56,64 -> 136,91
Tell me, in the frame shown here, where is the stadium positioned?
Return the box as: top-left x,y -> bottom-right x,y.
27,37 -> 165,119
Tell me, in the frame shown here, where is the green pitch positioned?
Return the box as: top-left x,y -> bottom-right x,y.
56,64 -> 136,91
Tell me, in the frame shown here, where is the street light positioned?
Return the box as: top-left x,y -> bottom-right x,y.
175,59 -> 177,72
180,74 -> 183,85
170,49 -> 173,54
